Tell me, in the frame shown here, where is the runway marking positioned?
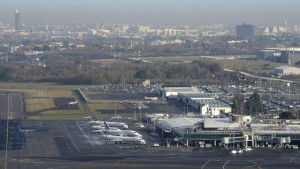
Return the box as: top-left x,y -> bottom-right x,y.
19,93 -> 24,113
62,137 -> 74,155
258,162 -> 284,169
201,160 -> 211,169
75,121 -> 94,146
223,160 -> 230,169
61,120 -> 79,152
8,112 -> 14,120
247,161 -> 258,168
289,151 -> 300,162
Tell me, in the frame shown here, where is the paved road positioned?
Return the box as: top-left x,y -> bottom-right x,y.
0,91 -> 24,120
224,69 -> 295,83
74,90 -> 96,119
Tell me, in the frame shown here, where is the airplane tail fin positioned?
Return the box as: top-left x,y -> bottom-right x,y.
84,116 -> 95,125
104,121 -> 111,130
83,116 -> 93,120
97,130 -> 106,138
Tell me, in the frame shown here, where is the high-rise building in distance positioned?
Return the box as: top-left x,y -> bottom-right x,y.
15,10 -> 21,31
236,23 -> 254,39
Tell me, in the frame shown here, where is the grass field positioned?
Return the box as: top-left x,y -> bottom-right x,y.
88,102 -> 125,119
24,90 -> 75,113
25,98 -> 54,113
0,82 -> 83,90
0,82 -> 88,120
88,102 -> 125,111
28,113 -> 86,120
23,89 -> 86,120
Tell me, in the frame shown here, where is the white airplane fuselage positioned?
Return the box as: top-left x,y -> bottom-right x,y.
91,125 -> 120,130
103,134 -> 146,145
91,121 -> 128,129
96,129 -> 142,138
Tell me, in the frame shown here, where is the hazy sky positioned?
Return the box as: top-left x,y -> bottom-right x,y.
0,0 -> 299,26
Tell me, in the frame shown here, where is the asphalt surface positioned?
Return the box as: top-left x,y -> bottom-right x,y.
0,91 -> 24,120
1,91 -> 300,169
0,120 -> 300,169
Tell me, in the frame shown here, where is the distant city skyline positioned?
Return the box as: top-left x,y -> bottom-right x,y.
0,0 -> 299,26
14,10 -> 21,31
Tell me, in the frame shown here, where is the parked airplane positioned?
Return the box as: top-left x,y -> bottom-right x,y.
98,131 -> 146,145
84,117 -> 129,129
91,125 -> 120,130
93,122 -> 142,137
68,101 -> 78,105
18,127 -> 35,132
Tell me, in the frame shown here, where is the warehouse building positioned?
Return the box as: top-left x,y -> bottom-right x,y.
279,52 -> 300,65
256,49 -> 280,61
190,99 -> 232,116
177,92 -> 213,104
177,92 -> 231,116
160,86 -> 199,99
273,65 -> 300,75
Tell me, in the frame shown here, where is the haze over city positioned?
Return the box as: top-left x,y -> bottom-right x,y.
0,0 -> 299,25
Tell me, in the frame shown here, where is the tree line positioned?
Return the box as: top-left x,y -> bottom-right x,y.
0,59 -> 233,85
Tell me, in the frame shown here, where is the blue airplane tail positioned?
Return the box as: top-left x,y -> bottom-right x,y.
104,121 -> 111,130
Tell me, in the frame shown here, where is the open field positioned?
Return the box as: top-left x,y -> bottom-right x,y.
28,113 -> 87,120
24,90 -> 74,113
89,102 -> 125,111
88,102 -> 125,119
0,83 -> 87,120
25,97 -> 54,113
24,91 -> 86,120
0,82 -> 83,90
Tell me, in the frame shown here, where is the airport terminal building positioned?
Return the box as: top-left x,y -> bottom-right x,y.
153,115 -> 300,148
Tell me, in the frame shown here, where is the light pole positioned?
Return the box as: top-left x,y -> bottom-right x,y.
287,82 -> 291,101
133,104 -> 136,120
139,107 -> 142,124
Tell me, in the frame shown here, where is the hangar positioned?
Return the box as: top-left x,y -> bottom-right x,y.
160,86 -> 199,99
273,65 -> 300,75
177,92 -> 232,116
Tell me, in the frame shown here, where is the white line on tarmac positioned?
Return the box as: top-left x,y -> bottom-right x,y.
201,160 -> 211,169
247,161 -> 258,168
61,120 -> 79,152
19,93 -> 24,113
76,121 -> 94,146
223,160 -> 230,169
289,151 -> 300,162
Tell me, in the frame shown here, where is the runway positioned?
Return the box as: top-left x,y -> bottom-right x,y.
0,91 -> 24,120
